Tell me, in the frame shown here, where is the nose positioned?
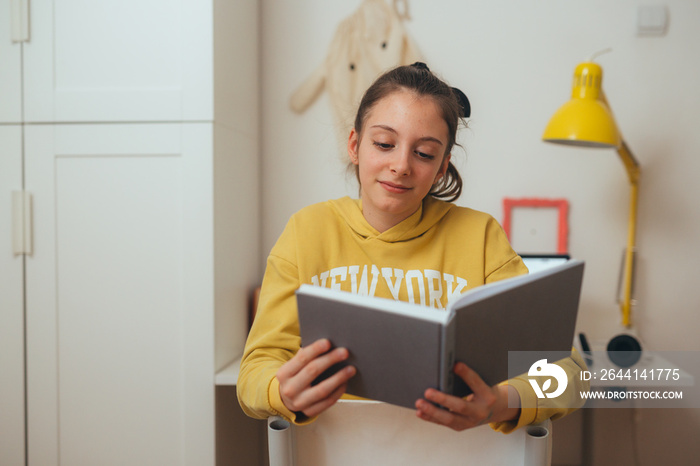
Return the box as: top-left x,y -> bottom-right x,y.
390,149 -> 411,176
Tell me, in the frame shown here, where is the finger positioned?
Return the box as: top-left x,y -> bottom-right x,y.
415,398 -> 476,431
454,362 -> 497,405
301,381 -> 350,418
292,346 -> 352,391
415,397 -> 452,424
422,388 -> 472,416
277,338 -> 332,380
279,353 -> 355,412
422,387 -> 489,424
286,364 -> 356,414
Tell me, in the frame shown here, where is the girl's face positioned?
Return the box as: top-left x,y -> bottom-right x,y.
348,89 -> 451,233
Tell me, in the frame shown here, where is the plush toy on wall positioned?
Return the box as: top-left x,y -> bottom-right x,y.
289,0 -> 422,154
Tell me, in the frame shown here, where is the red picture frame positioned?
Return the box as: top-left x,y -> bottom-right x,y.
502,198 -> 569,254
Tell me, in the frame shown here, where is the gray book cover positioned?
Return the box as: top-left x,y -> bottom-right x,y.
296,260 -> 584,410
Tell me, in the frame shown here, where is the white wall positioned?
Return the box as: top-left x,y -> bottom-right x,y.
260,1 -> 700,464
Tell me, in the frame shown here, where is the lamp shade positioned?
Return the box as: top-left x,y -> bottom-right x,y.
543,62 -> 622,148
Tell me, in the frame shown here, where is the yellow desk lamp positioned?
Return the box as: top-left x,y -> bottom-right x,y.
543,61 -> 640,329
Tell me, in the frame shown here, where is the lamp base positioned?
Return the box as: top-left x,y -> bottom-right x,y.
607,334 -> 643,367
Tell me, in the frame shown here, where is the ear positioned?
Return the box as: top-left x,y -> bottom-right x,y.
436,153 -> 451,181
348,128 -> 360,165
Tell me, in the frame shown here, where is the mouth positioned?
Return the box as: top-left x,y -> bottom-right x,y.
379,181 -> 412,193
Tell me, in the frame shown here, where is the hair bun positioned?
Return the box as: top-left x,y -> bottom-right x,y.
451,87 -> 471,118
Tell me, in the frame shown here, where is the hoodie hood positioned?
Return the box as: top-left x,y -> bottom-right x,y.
328,196 -> 455,243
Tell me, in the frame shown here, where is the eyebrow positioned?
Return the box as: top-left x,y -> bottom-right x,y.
369,124 -> 444,146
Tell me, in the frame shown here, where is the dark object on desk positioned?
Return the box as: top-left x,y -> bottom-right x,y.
578,332 -> 593,367
607,334 -> 642,367
520,254 -> 570,274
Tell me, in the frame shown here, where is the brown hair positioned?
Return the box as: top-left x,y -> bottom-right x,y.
351,63 -> 468,202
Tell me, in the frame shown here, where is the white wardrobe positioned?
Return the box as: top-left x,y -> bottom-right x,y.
0,1 -> 260,465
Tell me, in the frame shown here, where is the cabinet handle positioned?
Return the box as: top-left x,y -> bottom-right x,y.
12,191 -> 33,256
10,0 -> 30,43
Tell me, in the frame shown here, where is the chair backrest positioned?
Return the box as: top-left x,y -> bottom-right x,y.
267,399 -> 552,466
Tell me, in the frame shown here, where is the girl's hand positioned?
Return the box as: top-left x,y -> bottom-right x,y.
415,362 -> 520,431
276,338 -> 356,418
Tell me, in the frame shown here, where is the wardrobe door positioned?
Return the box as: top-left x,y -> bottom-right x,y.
0,0 -> 23,123
24,123 -> 215,466
0,127 -> 26,466
23,0 -> 212,123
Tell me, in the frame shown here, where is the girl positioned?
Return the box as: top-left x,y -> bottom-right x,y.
237,63 -> 587,433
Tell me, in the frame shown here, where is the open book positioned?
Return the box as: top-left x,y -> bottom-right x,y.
296,260 -> 584,409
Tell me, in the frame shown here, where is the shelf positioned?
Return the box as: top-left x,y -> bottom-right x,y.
215,356 -> 242,386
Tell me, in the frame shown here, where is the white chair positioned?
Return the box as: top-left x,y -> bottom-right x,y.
267,399 -> 552,466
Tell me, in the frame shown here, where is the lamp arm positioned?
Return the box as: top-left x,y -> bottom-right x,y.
601,88 -> 641,326
617,140 -> 641,184
618,141 -> 640,328
599,90 -> 641,183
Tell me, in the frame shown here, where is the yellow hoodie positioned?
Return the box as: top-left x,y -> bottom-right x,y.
237,196 -> 588,432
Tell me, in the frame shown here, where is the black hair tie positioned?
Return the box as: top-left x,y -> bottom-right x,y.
452,87 -> 471,118
411,62 -> 430,71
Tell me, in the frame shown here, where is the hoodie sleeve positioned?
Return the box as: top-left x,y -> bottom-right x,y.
490,347 -> 590,433
236,216 -> 316,425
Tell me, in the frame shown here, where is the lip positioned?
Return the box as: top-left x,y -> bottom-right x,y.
379,181 -> 412,193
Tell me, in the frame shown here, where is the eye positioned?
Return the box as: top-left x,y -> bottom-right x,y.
381,41 -> 387,49
373,141 -> 393,150
415,151 -> 436,160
